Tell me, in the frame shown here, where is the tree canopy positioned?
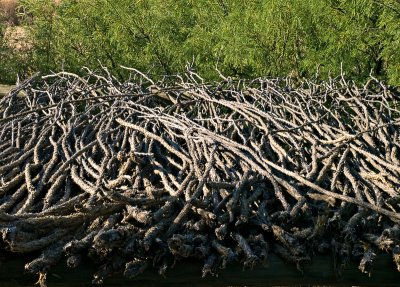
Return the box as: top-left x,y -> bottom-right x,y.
1,0 -> 399,84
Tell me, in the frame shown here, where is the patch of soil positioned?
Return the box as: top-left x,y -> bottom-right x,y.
0,84 -> 13,96
0,0 -> 20,25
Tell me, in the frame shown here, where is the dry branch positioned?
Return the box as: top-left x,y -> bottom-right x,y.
0,68 -> 400,285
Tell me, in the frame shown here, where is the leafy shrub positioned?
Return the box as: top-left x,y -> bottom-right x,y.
1,0 -> 399,85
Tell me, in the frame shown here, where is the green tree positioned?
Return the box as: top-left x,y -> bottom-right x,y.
379,0 -> 400,84
2,0 -> 399,85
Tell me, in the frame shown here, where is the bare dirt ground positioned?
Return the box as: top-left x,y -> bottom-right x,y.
0,0 -> 19,25
0,84 -> 13,96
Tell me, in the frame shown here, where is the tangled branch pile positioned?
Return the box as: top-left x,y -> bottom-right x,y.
0,68 -> 400,285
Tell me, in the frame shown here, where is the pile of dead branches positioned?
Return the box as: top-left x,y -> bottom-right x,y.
0,68 -> 400,285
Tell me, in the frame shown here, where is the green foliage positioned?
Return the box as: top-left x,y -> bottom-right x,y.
1,0 -> 399,85
379,0 -> 400,84
0,12 -> 27,84
0,10 -> 12,83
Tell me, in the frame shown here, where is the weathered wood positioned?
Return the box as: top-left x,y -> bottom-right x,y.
1,254 -> 399,286
1,69 -> 400,286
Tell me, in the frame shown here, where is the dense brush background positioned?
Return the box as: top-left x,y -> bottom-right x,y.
0,0 -> 400,85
